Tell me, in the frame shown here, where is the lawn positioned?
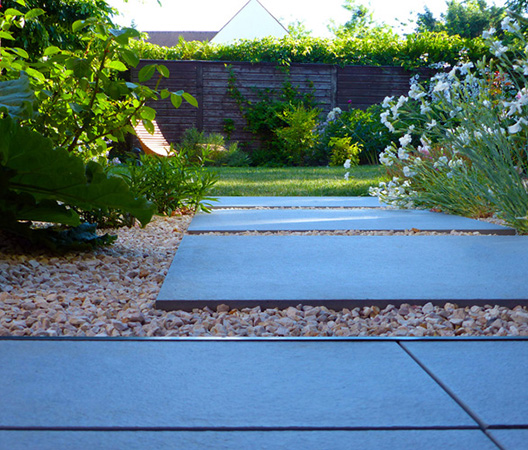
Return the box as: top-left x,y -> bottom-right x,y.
207,166 -> 387,196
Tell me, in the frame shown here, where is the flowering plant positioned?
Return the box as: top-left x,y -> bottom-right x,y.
369,13 -> 528,233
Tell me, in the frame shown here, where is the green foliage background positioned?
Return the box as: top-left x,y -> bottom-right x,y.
133,31 -> 488,69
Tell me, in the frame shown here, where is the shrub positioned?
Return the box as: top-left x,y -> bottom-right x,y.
329,137 -> 361,167
228,69 -> 318,166
370,15 -> 528,234
0,7 -> 198,246
319,105 -> 395,165
274,104 -> 320,166
123,149 -> 218,216
176,127 -> 249,167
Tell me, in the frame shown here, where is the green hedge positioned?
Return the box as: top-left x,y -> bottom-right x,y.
132,30 -> 488,69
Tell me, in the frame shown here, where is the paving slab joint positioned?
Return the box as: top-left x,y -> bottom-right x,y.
397,342 -> 506,450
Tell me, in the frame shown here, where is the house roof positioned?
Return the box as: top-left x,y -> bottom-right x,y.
210,0 -> 288,44
144,31 -> 218,46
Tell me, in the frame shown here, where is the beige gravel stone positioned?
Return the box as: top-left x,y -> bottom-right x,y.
1,214 -> 528,337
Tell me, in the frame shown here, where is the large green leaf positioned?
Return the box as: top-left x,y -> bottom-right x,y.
0,118 -> 155,227
0,75 -> 35,120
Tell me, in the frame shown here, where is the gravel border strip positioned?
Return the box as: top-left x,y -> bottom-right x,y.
0,214 -> 526,338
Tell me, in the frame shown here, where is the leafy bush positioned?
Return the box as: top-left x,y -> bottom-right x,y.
0,115 -> 154,248
318,105 -> 395,165
1,7 -> 198,162
123,150 -> 218,216
0,5 -> 205,247
274,104 -> 320,166
329,137 -> 361,167
370,15 -> 528,234
133,31 -> 488,70
228,69 -> 318,166
176,127 -> 250,167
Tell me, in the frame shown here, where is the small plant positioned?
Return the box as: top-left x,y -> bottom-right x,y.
209,142 -> 251,167
124,149 -> 218,216
329,137 -> 361,166
274,104 -> 321,166
223,118 -> 235,141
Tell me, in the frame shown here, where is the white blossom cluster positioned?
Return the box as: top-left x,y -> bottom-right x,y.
368,14 -> 528,208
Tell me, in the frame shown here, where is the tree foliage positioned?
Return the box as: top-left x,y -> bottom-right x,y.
1,0 -> 115,57
416,0 -> 506,38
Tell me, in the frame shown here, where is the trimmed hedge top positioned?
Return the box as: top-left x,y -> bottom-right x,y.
132,31 -> 488,69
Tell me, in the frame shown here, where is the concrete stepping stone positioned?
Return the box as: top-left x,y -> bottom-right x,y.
157,235 -> 528,311
0,340 -> 476,429
402,341 -> 528,428
0,430 -> 498,450
188,208 -> 513,234
211,196 -> 384,208
489,430 -> 528,450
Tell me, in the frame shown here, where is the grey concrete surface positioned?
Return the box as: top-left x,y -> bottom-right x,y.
188,208 -> 513,233
489,430 -> 528,450
402,341 -> 528,427
0,340 -> 475,429
157,235 -> 528,311
0,430 -> 499,450
211,196 -> 384,208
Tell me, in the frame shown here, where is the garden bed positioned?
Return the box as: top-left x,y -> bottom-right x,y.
1,214 -> 527,338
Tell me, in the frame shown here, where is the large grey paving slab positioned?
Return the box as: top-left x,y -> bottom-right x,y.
188,208 -> 513,233
0,340 -> 475,429
402,341 -> 528,427
157,235 -> 528,310
0,430 -> 498,450
489,430 -> 528,450
211,196 -> 385,208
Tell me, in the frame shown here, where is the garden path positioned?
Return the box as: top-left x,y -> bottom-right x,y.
157,196 -> 526,311
2,197 -> 527,449
1,337 -> 526,449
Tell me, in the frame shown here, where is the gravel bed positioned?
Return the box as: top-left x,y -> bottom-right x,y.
1,214 -> 527,338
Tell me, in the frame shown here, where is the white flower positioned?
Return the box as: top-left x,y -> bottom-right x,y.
403,166 -> 416,177
408,83 -> 426,100
380,111 -> 395,132
426,120 -> 437,130
344,172 -> 350,181
503,88 -> 528,117
396,95 -> 408,108
420,102 -> 432,114
398,147 -> 410,160
382,96 -> 394,108
482,27 -> 496,39
399,133 -> 412,148
489,40 -> 508,57
434,156 -> 449,169
433,80 -> 450,92
508,118 -> 528,134
379,149 -> 395,166
501,17 -> 520,33
343,159 -> 351,169
417,136 -> 431,155
459,62 -> 474,75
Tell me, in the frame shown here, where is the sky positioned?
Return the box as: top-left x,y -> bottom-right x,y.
107,0 -> 507,37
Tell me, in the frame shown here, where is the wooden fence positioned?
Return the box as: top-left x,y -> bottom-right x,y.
131,60 -> 425,149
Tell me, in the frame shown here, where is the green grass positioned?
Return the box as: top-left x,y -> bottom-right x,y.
207,166 -> 388,196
